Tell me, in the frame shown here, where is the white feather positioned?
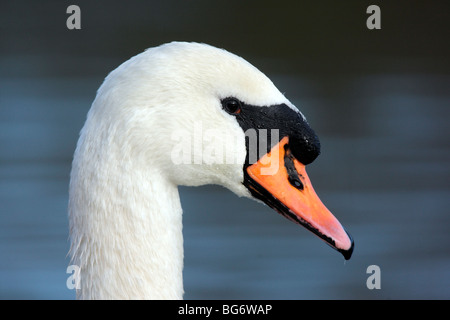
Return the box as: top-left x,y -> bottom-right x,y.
68,42 -> 297,299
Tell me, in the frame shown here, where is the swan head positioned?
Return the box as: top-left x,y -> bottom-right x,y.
89,41 -> 353,259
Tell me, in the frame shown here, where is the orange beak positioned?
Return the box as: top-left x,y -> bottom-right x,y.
245,136 -> 354,259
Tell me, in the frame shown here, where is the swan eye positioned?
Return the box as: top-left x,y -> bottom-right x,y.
221,98 -> 242,115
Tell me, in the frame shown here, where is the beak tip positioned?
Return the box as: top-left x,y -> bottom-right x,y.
338,231 -> 354,260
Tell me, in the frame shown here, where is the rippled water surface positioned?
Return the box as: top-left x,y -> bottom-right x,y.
1,73 -> 448,299
1,1 -> 449,299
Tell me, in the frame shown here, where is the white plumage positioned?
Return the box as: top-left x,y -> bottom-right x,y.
68,42 -> 296,299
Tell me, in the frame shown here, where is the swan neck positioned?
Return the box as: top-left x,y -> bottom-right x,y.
69,141 -> 184,299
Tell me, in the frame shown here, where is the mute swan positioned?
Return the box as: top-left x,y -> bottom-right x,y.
68,42 -> 353,300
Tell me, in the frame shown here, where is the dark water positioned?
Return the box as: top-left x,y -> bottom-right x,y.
0,73 -> 449,299
1,1 -> 449,299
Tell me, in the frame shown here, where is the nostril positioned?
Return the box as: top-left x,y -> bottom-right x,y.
283,146 -> 304,191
